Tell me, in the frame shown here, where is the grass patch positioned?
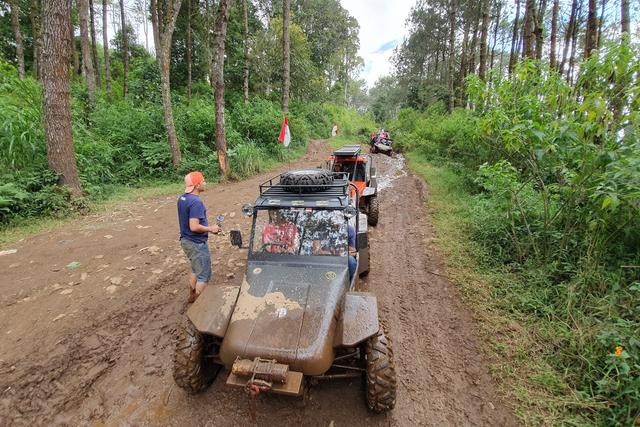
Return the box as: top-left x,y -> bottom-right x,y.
406,151 -> 599,426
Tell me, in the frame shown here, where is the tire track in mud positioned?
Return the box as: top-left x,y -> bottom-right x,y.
0,143 -> 517,426
0,269 -> 185,426
366,154 -> 517,426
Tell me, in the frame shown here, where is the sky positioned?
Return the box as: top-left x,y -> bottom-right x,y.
339,0 -> 416,88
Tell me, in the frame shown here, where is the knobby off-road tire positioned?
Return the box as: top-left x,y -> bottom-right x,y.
173,318 -> 220,393
280,169 -> 333,193
367,195 -> 379,226
364,328 -> 397,413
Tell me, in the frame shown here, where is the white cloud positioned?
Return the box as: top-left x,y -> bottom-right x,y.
340,0 -> 415,88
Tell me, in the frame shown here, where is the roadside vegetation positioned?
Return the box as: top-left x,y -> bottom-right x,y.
370,0 -> 639,425
388,45 -> 639,426
0,0 -> 375,233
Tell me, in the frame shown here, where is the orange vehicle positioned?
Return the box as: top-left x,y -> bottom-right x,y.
327,145 -> 380,226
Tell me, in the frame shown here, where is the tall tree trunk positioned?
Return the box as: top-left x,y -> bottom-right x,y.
522,0 -> 536,58
10,0 -> 26,79
447,0 -> 456,112
508,0 -> 521,74
620,0 -> 629,36
583,0 -> 598,58
89,0 -> 101,87
596,0 -> 606,47
78,0 -> 96,107
534,0 -> 547,60
478,0 -> 490,80
70,0 -> 79,80
549,0 -> 559,69
187,0 -> 192,100
612,1 -> 630,124
103,0 -> 112,96
490,1 -> 502,70
567,1 -> 582,81
214,0 -> 230,176
468,2 -> 481,76
282,0 -> 290,113
120,0 -> 129,96
142,0 -> 149,50
242,0 -> 249,103
559,0 -> 578,75
42,0 -> 83,197
156,0 -> 182,166
30,0 -> 42,79
150,0 -> 161,61
457,14 -> 471,106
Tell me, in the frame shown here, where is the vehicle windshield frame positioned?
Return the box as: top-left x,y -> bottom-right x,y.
248,207 -> 349,259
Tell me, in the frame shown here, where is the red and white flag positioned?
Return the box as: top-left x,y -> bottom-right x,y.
278,116 -> 291,147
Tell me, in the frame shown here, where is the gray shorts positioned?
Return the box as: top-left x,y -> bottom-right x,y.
180,238 -> 212,283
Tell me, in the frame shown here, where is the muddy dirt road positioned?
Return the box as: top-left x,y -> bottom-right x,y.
0,141 -> 517,426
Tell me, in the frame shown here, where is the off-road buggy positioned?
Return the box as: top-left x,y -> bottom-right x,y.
369,132 -> 393,156
326,145 -> 380,227
172,169 -> 397,413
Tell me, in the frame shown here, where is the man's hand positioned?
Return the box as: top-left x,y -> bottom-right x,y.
208,224 -> 220,234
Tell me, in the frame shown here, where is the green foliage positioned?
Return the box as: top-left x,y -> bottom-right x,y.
0,60 -> 364,227
393,44 -> 640,425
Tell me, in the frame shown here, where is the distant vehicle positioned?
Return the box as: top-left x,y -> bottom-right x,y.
327,145 -> 380,226
370,131 -> 393,156
172,170 -> 396,413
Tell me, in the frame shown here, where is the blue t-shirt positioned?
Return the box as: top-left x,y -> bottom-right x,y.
177,193 -> 209,243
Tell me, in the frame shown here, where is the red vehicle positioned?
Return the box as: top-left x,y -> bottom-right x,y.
327,145 -> 380,226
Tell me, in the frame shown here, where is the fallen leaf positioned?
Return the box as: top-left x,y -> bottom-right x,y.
66,261 -> 81,270
136,225 -> 152,229
60,289 -> 73,295
104,235 -> 113,239
52,314 -> 66,322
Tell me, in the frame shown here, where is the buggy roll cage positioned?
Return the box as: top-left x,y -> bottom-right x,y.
250,171 -> 363,252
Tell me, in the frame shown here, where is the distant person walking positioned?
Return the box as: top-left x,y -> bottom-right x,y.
331,123 -> 339,137
177,171 -> 220,303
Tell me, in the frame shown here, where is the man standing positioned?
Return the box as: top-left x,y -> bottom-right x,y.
177,171 -> 219,303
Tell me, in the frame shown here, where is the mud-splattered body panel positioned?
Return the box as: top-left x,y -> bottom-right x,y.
219,261 -> 349,375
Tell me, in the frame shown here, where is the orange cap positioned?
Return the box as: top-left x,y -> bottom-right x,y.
184,171 -> 205,193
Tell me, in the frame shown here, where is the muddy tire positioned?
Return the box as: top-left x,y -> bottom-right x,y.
364,328 -> 397,413
280,169 -> 334,193
367,195 -> 379,226
173,318 -> 220,393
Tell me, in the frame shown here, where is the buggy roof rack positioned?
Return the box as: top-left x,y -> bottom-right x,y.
332,145 -> 361,157
255,173 -> 351,209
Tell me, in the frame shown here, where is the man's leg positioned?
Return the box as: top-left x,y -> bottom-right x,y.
181,239 -> 201,303
194,242 -> 213,296
188,272 -> 197,302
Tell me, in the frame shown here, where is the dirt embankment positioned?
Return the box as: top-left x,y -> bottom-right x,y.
0,141 -> 517,426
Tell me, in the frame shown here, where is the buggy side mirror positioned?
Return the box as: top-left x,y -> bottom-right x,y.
242,203 -> 254,217
230,230 -> 243,248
